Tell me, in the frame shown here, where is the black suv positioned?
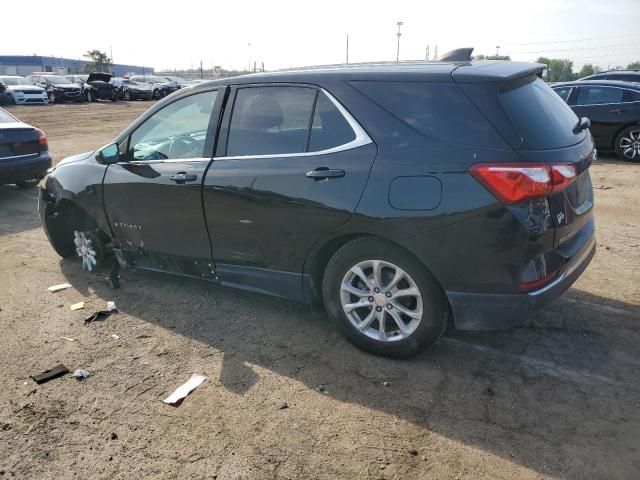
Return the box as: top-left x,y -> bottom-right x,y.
39,61 -> 596,357
580,70 -> 640,83
552,80 -> 640,161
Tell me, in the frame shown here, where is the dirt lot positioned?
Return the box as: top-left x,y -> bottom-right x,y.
1,102 -> 639,480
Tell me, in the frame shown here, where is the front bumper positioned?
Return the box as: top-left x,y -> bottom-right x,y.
0,151 -> 52,185
13,93 -> 49,104
447,230 -> 596,330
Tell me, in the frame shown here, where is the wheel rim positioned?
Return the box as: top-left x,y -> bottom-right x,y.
49,93 -> 56,103
74,231 -> 97,271
125,91 -> 131,100
620,130 -> 640,159
340,260 -> 423,342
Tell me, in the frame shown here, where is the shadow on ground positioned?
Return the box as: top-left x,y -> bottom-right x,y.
60,258 -> 640,479
0,184 -> 41,236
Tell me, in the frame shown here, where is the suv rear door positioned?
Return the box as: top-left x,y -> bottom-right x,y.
202,84 -> 376,299
571,85 -> 625,148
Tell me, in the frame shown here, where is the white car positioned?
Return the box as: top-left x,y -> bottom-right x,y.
0,76 -> 49,105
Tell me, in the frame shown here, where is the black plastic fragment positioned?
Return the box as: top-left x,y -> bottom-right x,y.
31,364 -> 69,384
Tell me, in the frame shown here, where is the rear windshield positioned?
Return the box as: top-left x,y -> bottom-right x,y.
350,81 -> 506,147
500,76 -> 585,150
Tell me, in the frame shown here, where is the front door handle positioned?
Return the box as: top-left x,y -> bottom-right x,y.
609,108 -> 622,114
305,167 -> 345,180
169,172 -> 198,184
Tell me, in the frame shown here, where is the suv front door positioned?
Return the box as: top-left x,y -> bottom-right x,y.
103,88 -> 221,277
202,84 -> 377,299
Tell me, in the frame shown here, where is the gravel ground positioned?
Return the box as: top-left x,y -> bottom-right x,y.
0,102 -> 639,480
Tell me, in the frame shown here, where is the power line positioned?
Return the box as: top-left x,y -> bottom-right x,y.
505,32 -> 640,47
511,43 -> 637,55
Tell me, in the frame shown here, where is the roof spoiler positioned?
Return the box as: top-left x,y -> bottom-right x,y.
439,48 -> 474,62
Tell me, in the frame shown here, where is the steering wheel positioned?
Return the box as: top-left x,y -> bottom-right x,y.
168,135 -> 199,158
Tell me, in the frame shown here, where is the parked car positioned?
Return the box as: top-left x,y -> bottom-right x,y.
26,74 -> 83,103
0,107 -> 51,187
118,79 -> 153,101
551,80 -> 640,161
39,61 -> 596,357
0,76 -> 49,105
129,75 -> 178,99
67,74 -> 88,86
82,72 -> 118,102
0,80 -> 11,105
162,76 -> 190,89
579,70 -> 640,83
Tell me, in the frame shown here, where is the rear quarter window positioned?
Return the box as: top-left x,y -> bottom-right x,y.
500,77 -> 584,150
350,81 -> 506,147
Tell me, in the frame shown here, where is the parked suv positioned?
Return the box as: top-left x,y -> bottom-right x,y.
552,80 -> 640,161
129,75 -> 178,99
27,74 -> 83,103
39,61 -> 596,357
579,70 -> 640,83
0,76 -> 49,105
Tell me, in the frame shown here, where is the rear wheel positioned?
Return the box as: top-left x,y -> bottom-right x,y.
322,237 -> 448,358
615,127 -> 640,162
124,90 -> 132,101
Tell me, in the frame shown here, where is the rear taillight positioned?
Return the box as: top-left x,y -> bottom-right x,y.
35,128 -> 48,147
469,162 -> 576,204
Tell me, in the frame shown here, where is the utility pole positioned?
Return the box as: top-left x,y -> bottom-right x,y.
425,45 -> 430,61
396,21 -> 404,62
200,60 -> 203,79
496,45 -> 501,57
346,34 -> 349,64
248,43 -> 252,72
434,45 -> 438,60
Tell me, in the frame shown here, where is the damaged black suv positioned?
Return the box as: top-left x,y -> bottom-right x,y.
39,60 -> 596,357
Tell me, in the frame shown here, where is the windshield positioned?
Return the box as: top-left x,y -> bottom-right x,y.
43,76 -> 72,85
0,77 -> 31,86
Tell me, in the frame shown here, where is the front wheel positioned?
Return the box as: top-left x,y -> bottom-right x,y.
615,127 -> 640,162
322,237 -> 448,358
123,90 -> 132,101
48,92 -> 57,104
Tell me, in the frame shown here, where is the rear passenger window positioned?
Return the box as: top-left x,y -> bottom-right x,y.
575,87 -> 623,105
308,92 -> 356,152
226,86 -> 317,156
622,89 -> 640,102
350,81 -> 505,147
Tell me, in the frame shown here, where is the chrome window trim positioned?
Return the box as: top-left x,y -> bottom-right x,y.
216,87 -> 372,160
573,85 -> 640,106
117,87 -> 372,166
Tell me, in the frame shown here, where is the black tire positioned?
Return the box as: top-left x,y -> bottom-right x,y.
48,92 -> 57,104
123,90 -> 132,101
322,237 -> 448,358
85,90 -> 94,103
614,126 -> 640,162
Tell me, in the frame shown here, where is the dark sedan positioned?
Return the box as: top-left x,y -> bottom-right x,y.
552,80 -> 640,161
0,107 -> 51,187
119,79 -> 153,101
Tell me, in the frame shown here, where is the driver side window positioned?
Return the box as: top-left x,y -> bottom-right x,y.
128,90 -> 217,161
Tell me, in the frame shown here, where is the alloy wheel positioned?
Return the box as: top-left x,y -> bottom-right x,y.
340,260 -> 423,342
74,231 -> 97,271
620,130 -> 640,160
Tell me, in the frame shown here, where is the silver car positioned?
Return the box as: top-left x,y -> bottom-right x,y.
0,76 -> 49,105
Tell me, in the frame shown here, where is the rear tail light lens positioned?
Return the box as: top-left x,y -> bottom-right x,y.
469,162 -> 576,204
35,128 -> 48,147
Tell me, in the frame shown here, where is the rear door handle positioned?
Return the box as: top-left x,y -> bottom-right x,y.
305,167 -> 345,180
169,172 -> 198,184
609,108 -> 622,114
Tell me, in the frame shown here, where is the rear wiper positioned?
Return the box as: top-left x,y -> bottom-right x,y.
573,116 -> 591,134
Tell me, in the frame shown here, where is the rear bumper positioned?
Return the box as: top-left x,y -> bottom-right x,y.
447,231 -> 596,330
0,151 -> 52,184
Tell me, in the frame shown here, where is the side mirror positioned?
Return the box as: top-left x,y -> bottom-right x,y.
96,143 -> 120,164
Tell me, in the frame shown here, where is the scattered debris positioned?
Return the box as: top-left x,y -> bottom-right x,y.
31,364 -> 69,384
110,432 -> 118,441
84,308 -> 118,324
408,449 -> 418,456
484,386 -> 496,397
111,334 -> 120,340
163,373 -> 206,405
382,381 -> 390,387
279,402 -> 289,410
59,336 -> 75,342
48,283 -> 71,293
73,369 -> 90,380
317,384 -> 326,392
107,301 -> 117,312
70,302 -> 85,311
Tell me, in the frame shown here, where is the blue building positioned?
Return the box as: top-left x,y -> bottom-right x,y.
0,55 -> 152,77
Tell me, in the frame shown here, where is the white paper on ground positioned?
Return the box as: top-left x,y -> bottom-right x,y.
163,374 -> 206,405
48,283 -> 72,293
107,301 -> 117,312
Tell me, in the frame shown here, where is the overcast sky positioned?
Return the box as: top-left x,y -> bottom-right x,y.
2,0 -> 639,71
